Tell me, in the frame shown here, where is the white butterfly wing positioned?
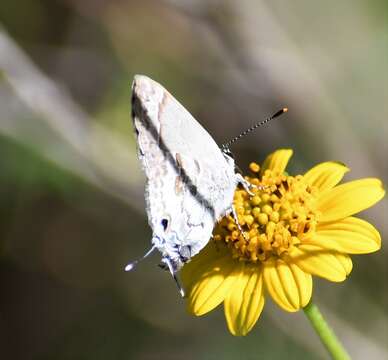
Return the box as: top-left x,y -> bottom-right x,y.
131,75 -> 236,269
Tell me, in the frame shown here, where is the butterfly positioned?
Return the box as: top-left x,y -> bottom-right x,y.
126,75 -> 286,295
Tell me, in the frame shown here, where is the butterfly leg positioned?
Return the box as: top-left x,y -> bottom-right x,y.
235,173 -> 254,195
231,204 -> 248,240
235,173 -> 265,195
232,174 -> 266,241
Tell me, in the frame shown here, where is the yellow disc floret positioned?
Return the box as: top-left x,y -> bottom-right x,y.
214,162 -> 320,263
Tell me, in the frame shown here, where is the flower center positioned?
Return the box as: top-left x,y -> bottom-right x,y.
213,162 -> 320,263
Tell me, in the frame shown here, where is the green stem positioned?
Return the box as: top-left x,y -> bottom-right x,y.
303,301 -> 351,360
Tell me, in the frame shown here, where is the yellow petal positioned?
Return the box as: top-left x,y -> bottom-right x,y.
181,241 -> 226,291
288,262 -> 313,307
303,161 -> 349,191
187,256 -> 242,316
288,245 -> 347,282
263,259 -> 312,312
334,253 -> 353,275
303,217 -> 381,254
224,264 -> 265,336
260,149 -> 293,175
317,178 -> 385,222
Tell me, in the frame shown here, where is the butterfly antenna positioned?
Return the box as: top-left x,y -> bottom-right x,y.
222,108 -> 288,150
124,245 -> 156,272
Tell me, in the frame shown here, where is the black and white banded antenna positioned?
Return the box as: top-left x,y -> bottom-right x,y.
221,108 -> 288,151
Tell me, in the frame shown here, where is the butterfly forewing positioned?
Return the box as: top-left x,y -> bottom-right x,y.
131,75 -> 236,268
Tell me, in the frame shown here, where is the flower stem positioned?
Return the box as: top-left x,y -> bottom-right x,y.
303,301 -> 350,360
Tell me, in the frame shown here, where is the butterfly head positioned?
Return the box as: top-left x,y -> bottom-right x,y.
152,232 -> 191,273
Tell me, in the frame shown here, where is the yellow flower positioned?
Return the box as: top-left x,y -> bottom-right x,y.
181,149 -> 385,336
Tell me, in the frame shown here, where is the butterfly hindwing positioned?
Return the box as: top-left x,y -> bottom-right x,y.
131,75 -> 237,271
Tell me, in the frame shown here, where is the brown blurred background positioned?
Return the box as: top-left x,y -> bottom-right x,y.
0,1 -> 387,359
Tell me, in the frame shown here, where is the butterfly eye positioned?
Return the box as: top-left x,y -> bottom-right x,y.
161,219 -> 169,231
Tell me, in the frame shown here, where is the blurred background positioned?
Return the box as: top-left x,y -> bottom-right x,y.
0,1 -> 387,359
